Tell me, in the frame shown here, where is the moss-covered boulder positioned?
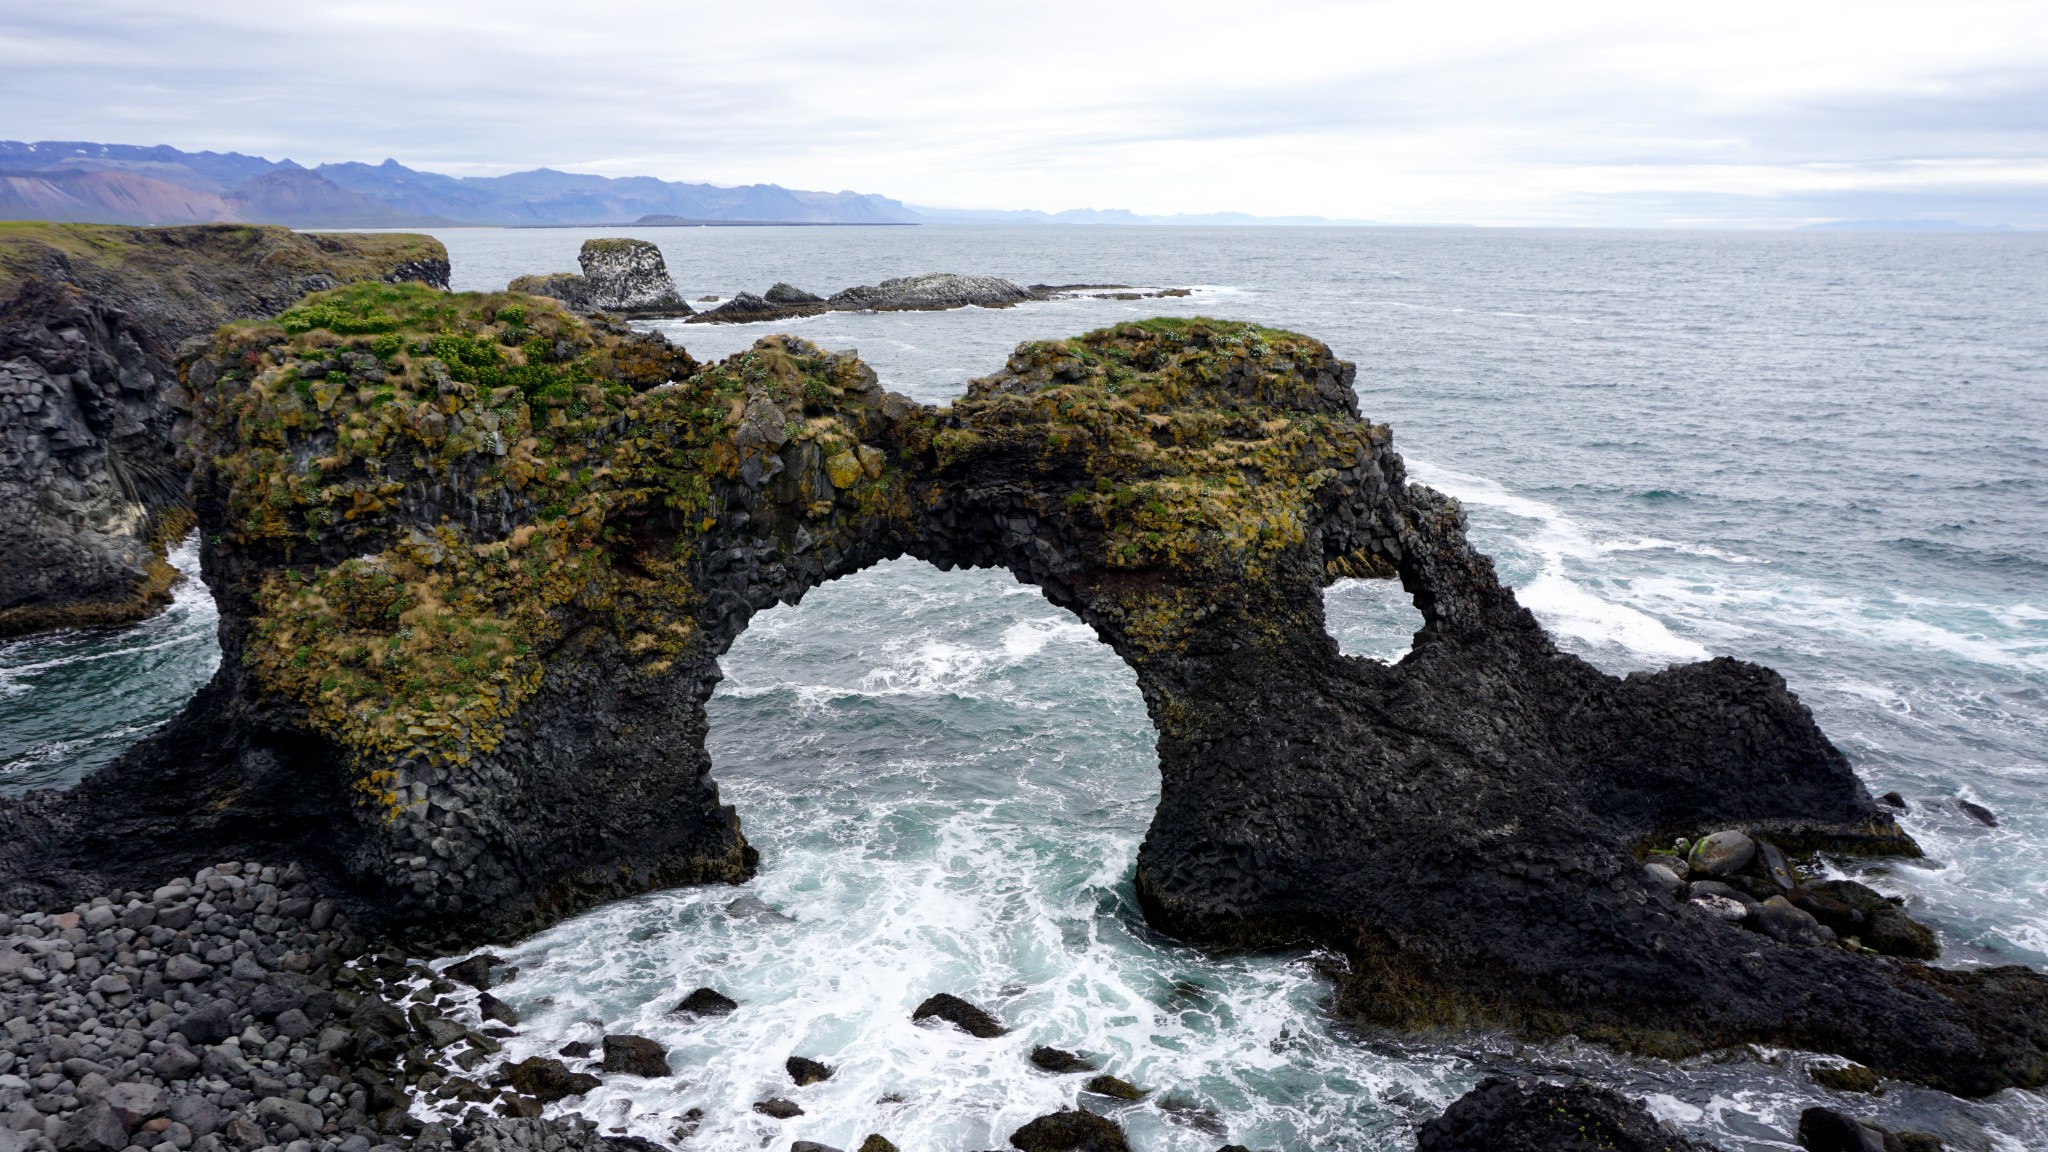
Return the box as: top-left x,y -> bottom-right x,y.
7,299 -> 2048,1096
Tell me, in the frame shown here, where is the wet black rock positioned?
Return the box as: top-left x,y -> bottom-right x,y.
765,283 -> 825,305
477,992 -> 519,1026
857,1136 -> 899,1152
673,987 -> 739,1017
1797,1106 -> 1944,1152
1082,1075 -> 1146,1101
558,1041 -> 593,1058
791,1143 -> 842,1152
1809,1063 -> 1882,1093
1753,896 -> 1835,947
1009,1110 -> 1130,1152
688,293 -> 795,323
507,1057 -> 601,1103
1880,792 -> 1907,810
753,1099 -> 803,1119
1029,1046 -> 1099,1073
444,955 -> 499,990
1803,881 -> 1939,960
785,1055 -> 833,1085
600,1034 -> 668,1077
1415,1077 -> 1712,1152
1957,801 -> 1997,827
1757,841 -> 1799,889
689,272 -> 1033,324
913,993 -> 1004,1038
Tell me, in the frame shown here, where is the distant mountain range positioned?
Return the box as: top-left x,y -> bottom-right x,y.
0,140 -> 1367,228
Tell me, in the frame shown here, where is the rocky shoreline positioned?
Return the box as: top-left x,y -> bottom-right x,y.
686,275 -> 1189,324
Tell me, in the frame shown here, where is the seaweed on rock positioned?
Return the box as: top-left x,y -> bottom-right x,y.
4,307 -> 2045,1097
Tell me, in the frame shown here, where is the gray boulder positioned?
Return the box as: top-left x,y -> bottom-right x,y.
54,1101 -> 125,1152
1687,830 -> 1756,876
1754,895 -> 1835,947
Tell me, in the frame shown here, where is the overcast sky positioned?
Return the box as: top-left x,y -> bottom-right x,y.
4,0 -> 2045,225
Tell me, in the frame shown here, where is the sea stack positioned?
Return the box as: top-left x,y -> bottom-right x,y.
510,237 -> 691,317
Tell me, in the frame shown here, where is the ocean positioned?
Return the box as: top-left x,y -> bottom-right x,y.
4,225 -> 2044,1150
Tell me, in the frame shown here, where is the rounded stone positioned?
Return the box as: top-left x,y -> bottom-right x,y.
1687,831 -> 1756,877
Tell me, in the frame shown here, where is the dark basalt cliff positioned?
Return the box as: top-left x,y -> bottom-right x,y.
0,223 -> 449,635
3,289 -> 2044,1096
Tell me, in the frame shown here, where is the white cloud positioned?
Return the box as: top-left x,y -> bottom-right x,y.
1,0 -> 2044,224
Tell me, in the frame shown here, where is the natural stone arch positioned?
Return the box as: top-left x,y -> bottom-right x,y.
4,286 -> 2046,1097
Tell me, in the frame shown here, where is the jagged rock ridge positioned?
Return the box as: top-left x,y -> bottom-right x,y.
0,224 -> 449,635
2,296 -> 2044,1096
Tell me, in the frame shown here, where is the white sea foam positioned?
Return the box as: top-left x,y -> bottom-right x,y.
1403,458 -> 1712,668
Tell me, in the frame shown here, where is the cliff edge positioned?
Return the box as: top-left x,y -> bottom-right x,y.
0,223 -> 449,635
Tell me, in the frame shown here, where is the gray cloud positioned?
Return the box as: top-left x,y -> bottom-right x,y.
1,0 -> 2044,225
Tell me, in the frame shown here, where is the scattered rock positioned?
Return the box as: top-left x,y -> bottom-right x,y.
753,1099 -> 803,1119
1810,1063 -> 1882,1094
559,1041 -> 593,1058
1009,1110 -> 1130,1152
1796,1107 -> 1892,1152
1880,792 -> 1908,810
1690,894 -> 1750,921
1083,1075 -> 1146,1101
1796,881 -> 1939,960
55,1101 -> 128,1152
790,1143 -> 842,1152
1641,861 -> 1685,897
674,987 -> 739,1017
786,1055 -> 834,1085
1756,841 -> 1799,889
1687,830 -> 1757,877
857,1137 -> 899,1152
1029,1046 -> 1100,1073
479,992 -> 521,1026
1753,896 -> 1836,947
444,954 -> 501,991
1415,1076 -> 1713,1152
602,1034 -> 670,1077
254,1095 -> 324,1134
506,1056 -> 602,1103
912,993 -> 1004,1037
179,1001 -> 235,1045
1957,801 -> 1997,827
101,1082 -> 166,1128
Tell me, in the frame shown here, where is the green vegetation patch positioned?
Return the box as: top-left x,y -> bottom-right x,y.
190,286 -> 906,804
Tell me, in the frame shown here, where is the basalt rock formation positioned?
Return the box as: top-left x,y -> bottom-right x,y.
0,223 -> 448,635
4,294 -> 2046,1096
507,239 -> 689,318
1416,1078 -> 1714,1152
688,271 -> 1034,323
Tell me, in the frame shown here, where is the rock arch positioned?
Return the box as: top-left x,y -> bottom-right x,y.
3,289 -> 2044,1095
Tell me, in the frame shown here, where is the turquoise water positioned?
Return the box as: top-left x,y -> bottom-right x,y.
7,226 -> 2047,1149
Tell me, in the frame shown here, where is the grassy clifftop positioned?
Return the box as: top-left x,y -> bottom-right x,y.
0,222 -> 447,333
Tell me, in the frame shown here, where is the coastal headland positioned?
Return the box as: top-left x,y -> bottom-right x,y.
0,280 -> 2040,1104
